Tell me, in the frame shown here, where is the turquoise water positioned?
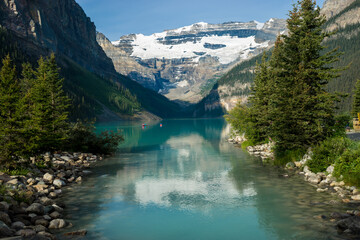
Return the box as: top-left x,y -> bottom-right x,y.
59,119 -> 348,240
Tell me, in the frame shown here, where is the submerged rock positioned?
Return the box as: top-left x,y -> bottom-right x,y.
337,216 -> 360,234
26,203 -> 44,215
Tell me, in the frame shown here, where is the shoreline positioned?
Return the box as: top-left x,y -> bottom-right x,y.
228,135 -> 360,237
0,152 -> 103,239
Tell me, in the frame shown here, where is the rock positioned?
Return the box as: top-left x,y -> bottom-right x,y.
49,211 -> 62,219
326,165 -> 334,174
75,176 -> 82,182
307,173 -> 321,184
352,195 -> 360,201
285,162 -> 295,169
67,177 -> 75,182
337,216 -> 360,234
26,203 -> 44,215
354,189 -> 360,195
339,181 -> 346,187
48,219 -> 66,229
32,224 -> 47,233
43,173 -> 53,182
0,221 -> 13,237
52,204 -> 64,213
317,188 -> 328,192
26,178 -> 36,185
0,212 -> 11,226
6,179 -> 19,185
60,156 -> 71,161
0,202 -> 9,212
48,192 -> 57,199
303,166 -> 311,174
39,197 -> 53,206
16,229 -> 36,238
64,229 -> 87,236
37,231 -> 55,239
34,219 -> 48,227
11,221 -> 25,231
33,184 -> 48,192
330,212 -> 352,219
43,215 -> 51,221
294,161 -> 302,168
53,179 -> 66,188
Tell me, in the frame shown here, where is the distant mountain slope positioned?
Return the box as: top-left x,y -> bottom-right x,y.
99,19 -> 286,104
0,0 -> 182,120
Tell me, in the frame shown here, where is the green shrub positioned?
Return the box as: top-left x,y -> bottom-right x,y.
334,147 -> 360,187
274,149 -> 306,166
307,137 -> 351,173
63,120 -> 124,154
2,167 -> 30,176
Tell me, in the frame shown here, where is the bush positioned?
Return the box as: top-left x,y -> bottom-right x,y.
307,137 -> 351,173
63,120 -> 124,154
274,149 -> 306,166
333,146 -> 360,187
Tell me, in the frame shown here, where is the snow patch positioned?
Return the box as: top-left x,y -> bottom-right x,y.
254,20 -> 264,30
177,80 -> 189,88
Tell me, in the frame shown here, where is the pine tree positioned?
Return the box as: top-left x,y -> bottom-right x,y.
0,56 -> 24,165
268,0 -> 342,151
352,80 -> 360,118
29,54 -> 70,152
247,52 -> 271,143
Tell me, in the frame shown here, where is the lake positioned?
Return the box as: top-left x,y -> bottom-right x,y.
58,119 -> 348,240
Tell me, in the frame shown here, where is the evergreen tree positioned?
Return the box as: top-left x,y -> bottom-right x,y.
352,79 -> 360,118
247,52 -> 271,143
29,54 -> 70,152
269,0 -> 342,151
0,56 -> 24,165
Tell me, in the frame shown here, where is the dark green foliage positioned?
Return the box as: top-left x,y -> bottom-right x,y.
64,120 -> 124,154
61,58 -> 141,120
274,149 -> 306,166
0,56 -> 25,166
307,136 -> 351,173
333,145 -> 360,187
331,114 -> 351,136
26,54 -> 70,153
352,79 -> 360,117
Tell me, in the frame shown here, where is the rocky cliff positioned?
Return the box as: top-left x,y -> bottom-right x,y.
0,0 -> 116,77
98,19 -> 287,104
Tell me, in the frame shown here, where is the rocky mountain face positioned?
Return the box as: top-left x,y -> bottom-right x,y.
0,0 -> 115,77
321,0 -> 360,31
98,19 -> 287,104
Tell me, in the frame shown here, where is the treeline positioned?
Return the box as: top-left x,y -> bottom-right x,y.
0,54 -> 124,167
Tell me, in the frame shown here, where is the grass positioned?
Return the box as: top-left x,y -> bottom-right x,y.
2,167 -> 30,176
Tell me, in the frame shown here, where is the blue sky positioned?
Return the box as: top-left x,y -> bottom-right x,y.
76,0 -> 325,41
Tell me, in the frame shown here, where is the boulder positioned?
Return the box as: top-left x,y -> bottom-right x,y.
48,219 -> 66,229
11,221 -> 25,231
16,229 -> 36,238
330,212 -> 352,219
64,229 -> 87,236
34,219 -> 48,227
49,211 -> 62,219
32,224 -> 47,233
43,173 -> 53,182
337,216 -> 360,234
326,165 -> 334,175
60,156 -> 71,161
0,221 -> 13,237
0,202 -> 9,212
0,212 -> 11,226
352,195 -> 360,201
39,197 -> 53,206
25,203 -> 44,215
285,162 -> 295,169
75,176 -> 82,182
53,179 -> 66,188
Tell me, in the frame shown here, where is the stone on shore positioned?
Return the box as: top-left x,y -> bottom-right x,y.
26,203 -> 44,215
43,173 -> 53,182
352,195 -> 360,201
11,221 -> 25,231
0,221 -> 13,237
48,219 -> 66,229
16,229 -> 36,238
53,179 -> 66,188
337,216 -> 360,234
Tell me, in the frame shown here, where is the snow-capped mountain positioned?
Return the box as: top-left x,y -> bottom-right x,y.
98,19 -> 286,103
